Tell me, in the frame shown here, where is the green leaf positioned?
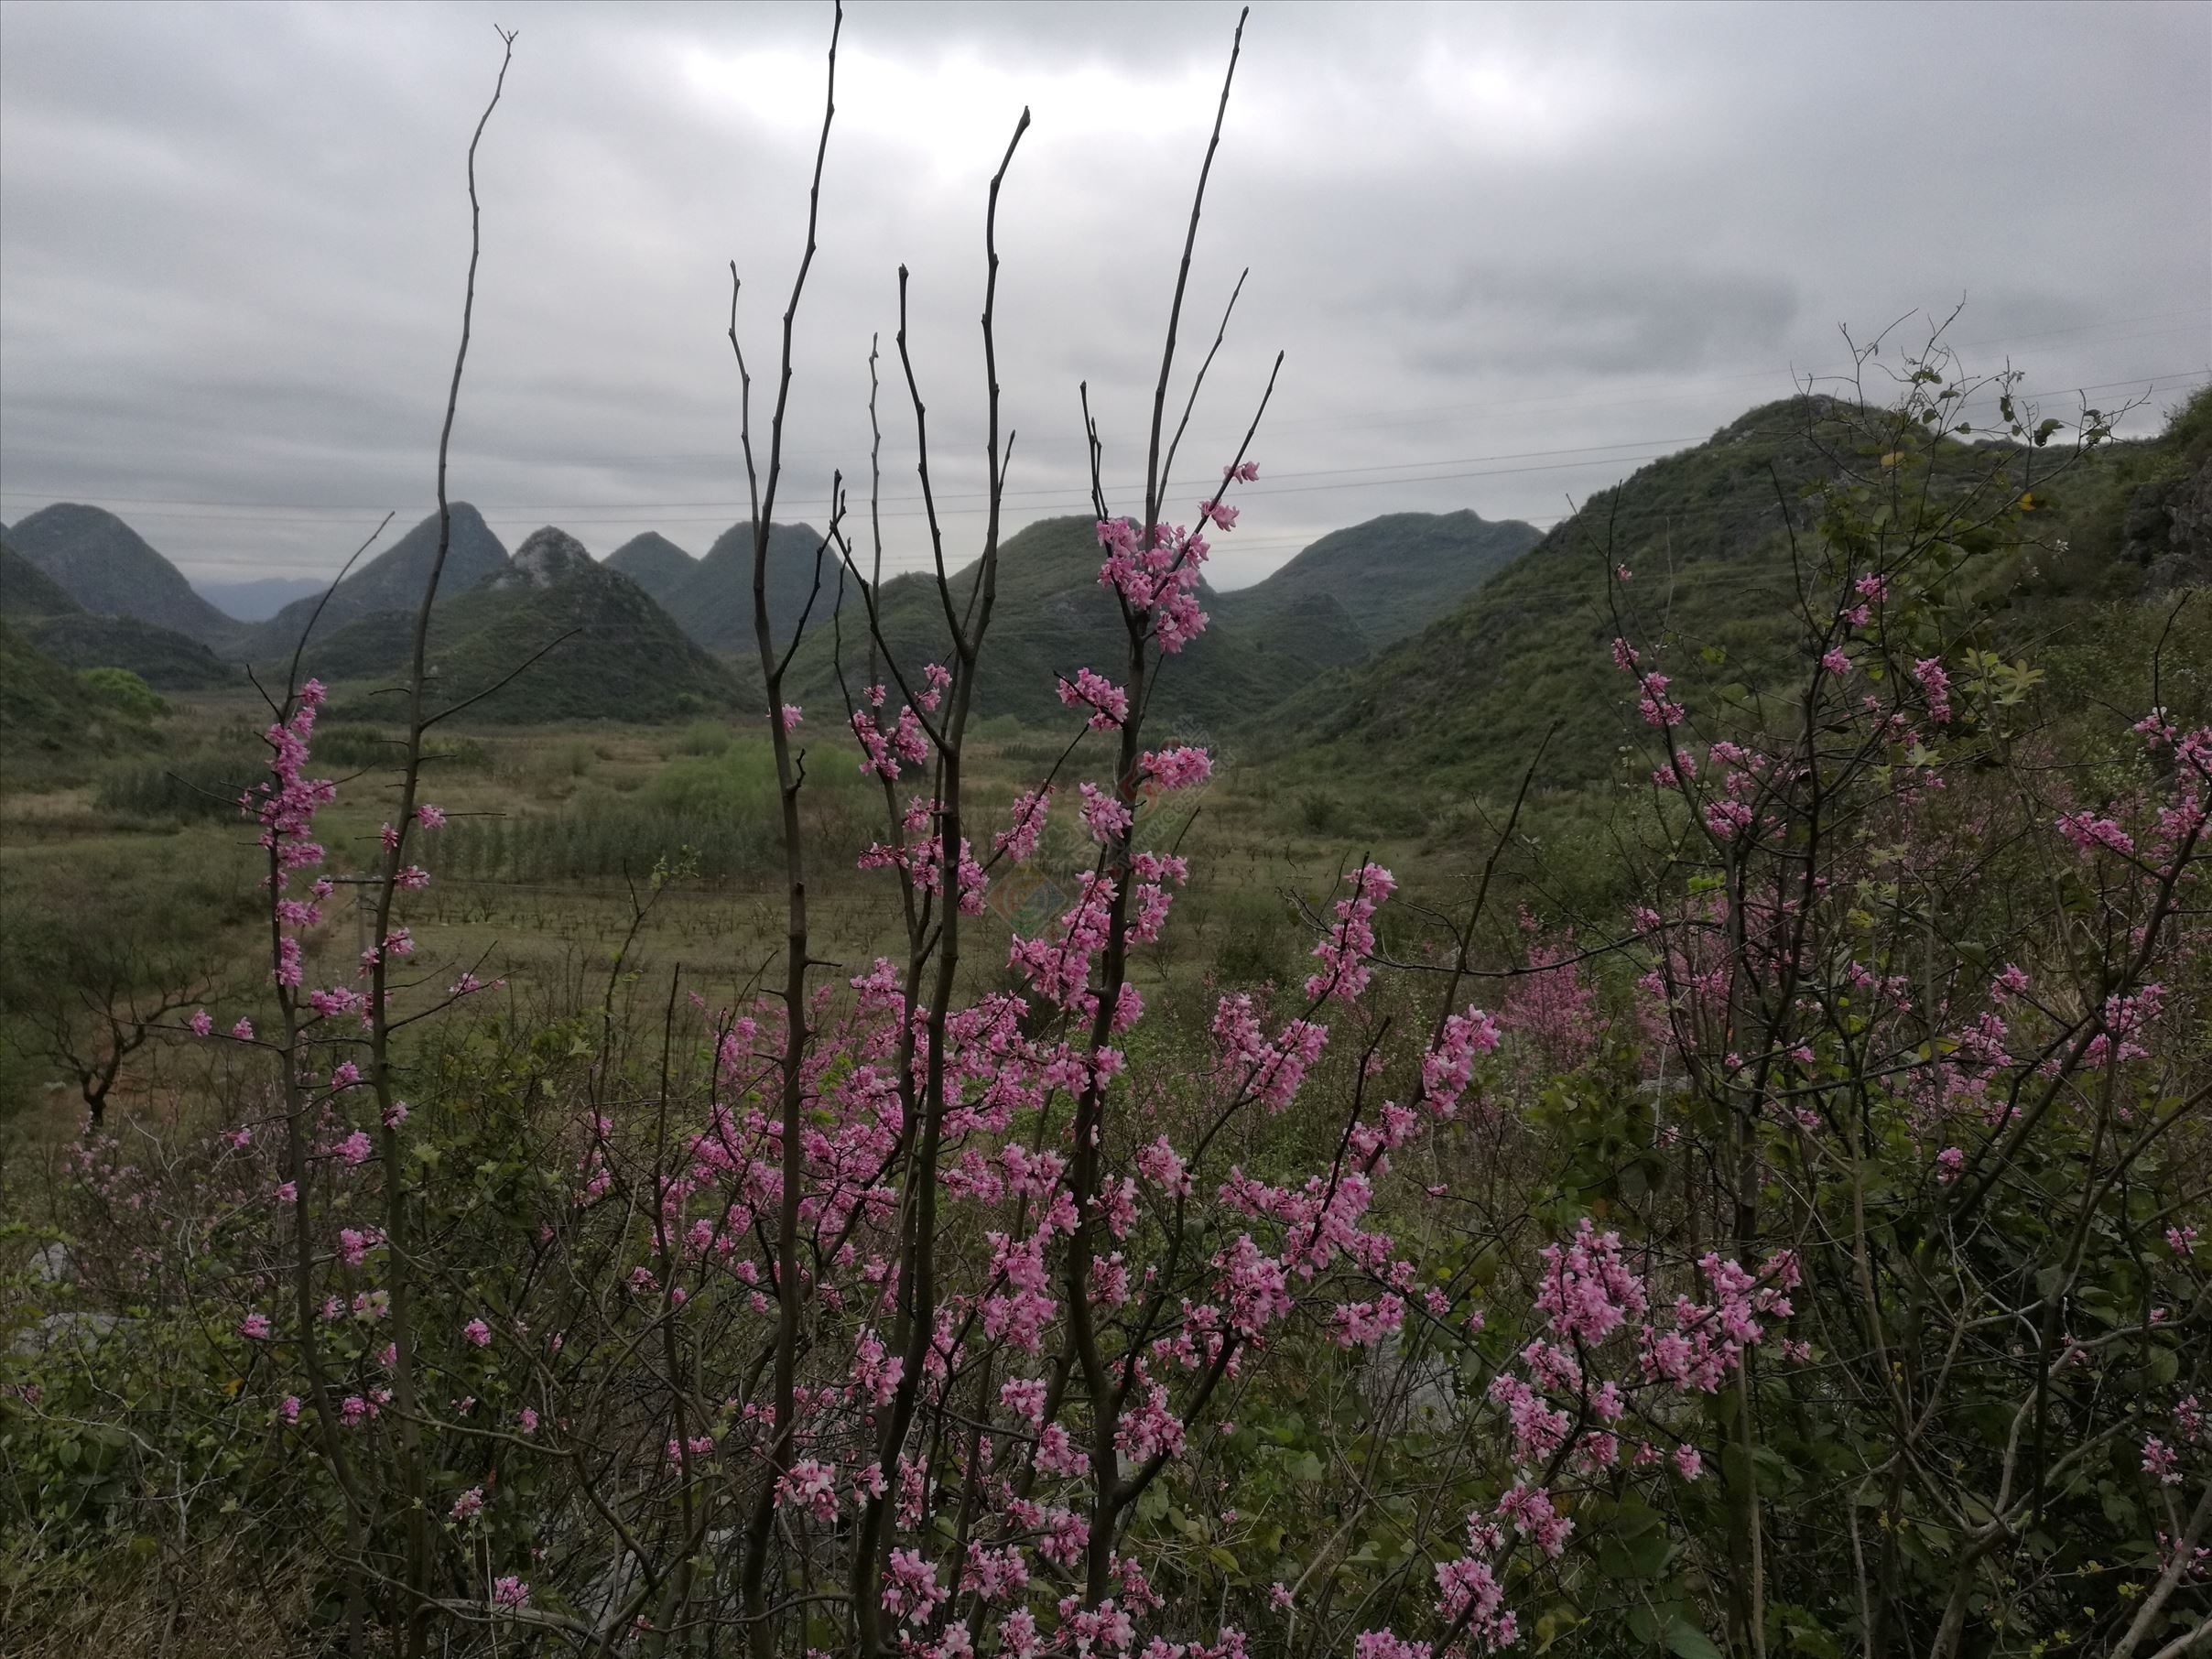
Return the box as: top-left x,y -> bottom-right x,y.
1666,1618 -> 1726,1659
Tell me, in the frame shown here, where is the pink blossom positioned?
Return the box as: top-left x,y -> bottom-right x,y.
1056,667 -> 1129,731
778,1458 -> 840,1521
463,1318 -> 492,1349
1914,657 -> 1952,723
189,1008 -> 213,1036
2056,811 -> 2134,858
1079,782 -> 1133,845
882,1547 -> 948,1625
238,1312 -> 274,1340
918,662 -> 953,711
2143,1437 -> 2182,1485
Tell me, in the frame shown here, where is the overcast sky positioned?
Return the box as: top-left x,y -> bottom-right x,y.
2,0 -> 2206,592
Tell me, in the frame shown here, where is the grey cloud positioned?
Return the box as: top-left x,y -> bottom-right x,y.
1,0 -> 2204,591
1394,264 -> 1803,377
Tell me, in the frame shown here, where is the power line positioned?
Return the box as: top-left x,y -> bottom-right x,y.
5,363 -> 2201,529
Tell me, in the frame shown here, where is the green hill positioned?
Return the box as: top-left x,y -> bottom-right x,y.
1211,509 -> 1540,654
1271,390 -> 2212,803
21,613 -> 237,690
0,618 -> 166,778
1216,588 -> 1374,676
256,504 -> 508,656
605,533 -> 699,611
308,526 -> 749,724
2,540 -> 86,620
664,521 -> 844,656
4,537 -> 236,689
6,504 -> 243,646
786,515 -> 1276,734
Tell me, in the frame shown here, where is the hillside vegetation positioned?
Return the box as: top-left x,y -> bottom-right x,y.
303,526 -> 749,722
603,531 -> 699,610
4,537 -> 238,689
1273,388 -> 2212,804
1211,507 -> 1539,652
254,503 -> 509,655
6,503 -> 243,645
788,514 -> 1285,733
655,519 -> 843,655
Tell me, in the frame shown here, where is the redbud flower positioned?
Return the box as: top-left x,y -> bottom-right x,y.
2143,1437 -> 2182,1486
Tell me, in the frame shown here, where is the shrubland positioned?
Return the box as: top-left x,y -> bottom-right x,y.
2,13 -> 2207,1659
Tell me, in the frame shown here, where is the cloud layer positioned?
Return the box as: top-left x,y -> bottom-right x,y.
2,0 -> 2205,591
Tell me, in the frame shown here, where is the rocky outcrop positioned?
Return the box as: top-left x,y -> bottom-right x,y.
2126,457 -> 2212,593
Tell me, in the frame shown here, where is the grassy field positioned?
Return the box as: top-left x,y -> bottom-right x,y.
3,688 -> 1556,1138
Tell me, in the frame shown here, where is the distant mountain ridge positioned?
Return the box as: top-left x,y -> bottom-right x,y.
255,504 -> 509,655
1211,508 -> 1540,654
7,503 -> 244,646
194,575 -> 328,621
0,495 -> 1567,724
1273,389 -> 2212,802
787,515 -> 1280,731
661,521 -> 842,656
605,533 -> 699,611
302,526 -> 748,723
3,534 -> 236,689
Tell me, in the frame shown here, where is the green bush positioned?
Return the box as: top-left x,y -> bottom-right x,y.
75,667 -> 167,721
677,719 -> 736,756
